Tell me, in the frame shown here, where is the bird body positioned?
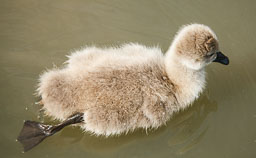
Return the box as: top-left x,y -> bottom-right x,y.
37,24 -> 229,136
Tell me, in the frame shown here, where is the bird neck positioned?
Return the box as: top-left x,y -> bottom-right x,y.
164,50 -> 206,109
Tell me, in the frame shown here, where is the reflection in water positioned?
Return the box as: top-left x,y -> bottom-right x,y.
166,91 -> 217,155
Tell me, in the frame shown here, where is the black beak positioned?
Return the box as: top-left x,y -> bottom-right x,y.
213,51 -> 229,65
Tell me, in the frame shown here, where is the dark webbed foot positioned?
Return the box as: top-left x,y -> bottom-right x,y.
17,112 -> 84,152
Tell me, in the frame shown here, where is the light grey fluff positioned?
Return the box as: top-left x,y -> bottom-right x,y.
37,24 -> 220,136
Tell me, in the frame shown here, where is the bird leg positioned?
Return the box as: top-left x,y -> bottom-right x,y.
17,112 -> 84,152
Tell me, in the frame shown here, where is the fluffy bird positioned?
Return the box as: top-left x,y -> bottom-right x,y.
17,24 -> 229,151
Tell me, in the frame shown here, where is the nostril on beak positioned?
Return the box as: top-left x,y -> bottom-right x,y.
213,52 -> 229,65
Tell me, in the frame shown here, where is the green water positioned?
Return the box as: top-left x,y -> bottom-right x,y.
1,0 -> 256,157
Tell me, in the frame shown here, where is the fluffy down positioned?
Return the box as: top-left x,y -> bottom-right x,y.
37,24 -> 221,136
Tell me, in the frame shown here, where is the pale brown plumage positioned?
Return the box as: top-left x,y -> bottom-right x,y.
37,24 -> 226,136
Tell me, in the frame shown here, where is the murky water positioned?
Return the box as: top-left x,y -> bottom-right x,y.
1,0 -> 256,157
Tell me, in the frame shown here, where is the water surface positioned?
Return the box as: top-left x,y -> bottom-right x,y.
1,0 -> 256,157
